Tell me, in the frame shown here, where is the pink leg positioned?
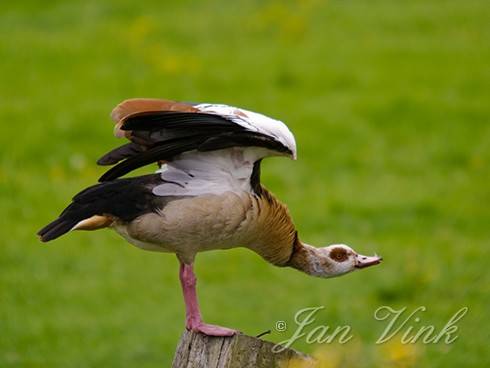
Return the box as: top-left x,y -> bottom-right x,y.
179,262 -> 237,336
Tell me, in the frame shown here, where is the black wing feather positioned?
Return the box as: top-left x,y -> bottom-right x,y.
198,131 -> 291,153
97,111 -> 291,181
38,175 -> 163,242
122,112 -> 237,131
98,136 -> 206,182
97,142 -> 146,166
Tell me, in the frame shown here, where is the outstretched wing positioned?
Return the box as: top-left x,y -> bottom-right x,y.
97,98 -> 297,195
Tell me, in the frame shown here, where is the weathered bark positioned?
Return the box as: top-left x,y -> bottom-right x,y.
172,330 -> 315,368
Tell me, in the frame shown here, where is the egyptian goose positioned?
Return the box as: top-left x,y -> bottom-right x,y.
38,99 -> 382,336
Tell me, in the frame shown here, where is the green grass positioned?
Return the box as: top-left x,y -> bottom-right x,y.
1,0 -> 489,366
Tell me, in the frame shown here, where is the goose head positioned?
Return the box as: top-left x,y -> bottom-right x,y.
289,243 -> 382,278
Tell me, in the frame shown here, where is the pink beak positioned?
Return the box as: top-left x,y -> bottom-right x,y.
355,254 -> 382,269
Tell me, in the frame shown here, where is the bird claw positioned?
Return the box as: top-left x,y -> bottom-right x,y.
187,322 -> 238,336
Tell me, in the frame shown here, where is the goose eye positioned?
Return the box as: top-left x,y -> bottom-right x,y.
329,247 -> 348,262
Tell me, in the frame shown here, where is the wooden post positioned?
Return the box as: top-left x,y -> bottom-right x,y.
172,330 -> 316,368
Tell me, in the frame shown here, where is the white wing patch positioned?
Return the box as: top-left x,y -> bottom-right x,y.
152,102 -> 297,197
195,103 -> 297,159
153,147 -> 267,197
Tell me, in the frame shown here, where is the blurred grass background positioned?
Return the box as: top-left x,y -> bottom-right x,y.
1,0 -> 489,367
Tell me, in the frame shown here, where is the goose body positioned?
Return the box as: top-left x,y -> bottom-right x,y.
112,182 -> 296,265
39,98 -> 381,336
